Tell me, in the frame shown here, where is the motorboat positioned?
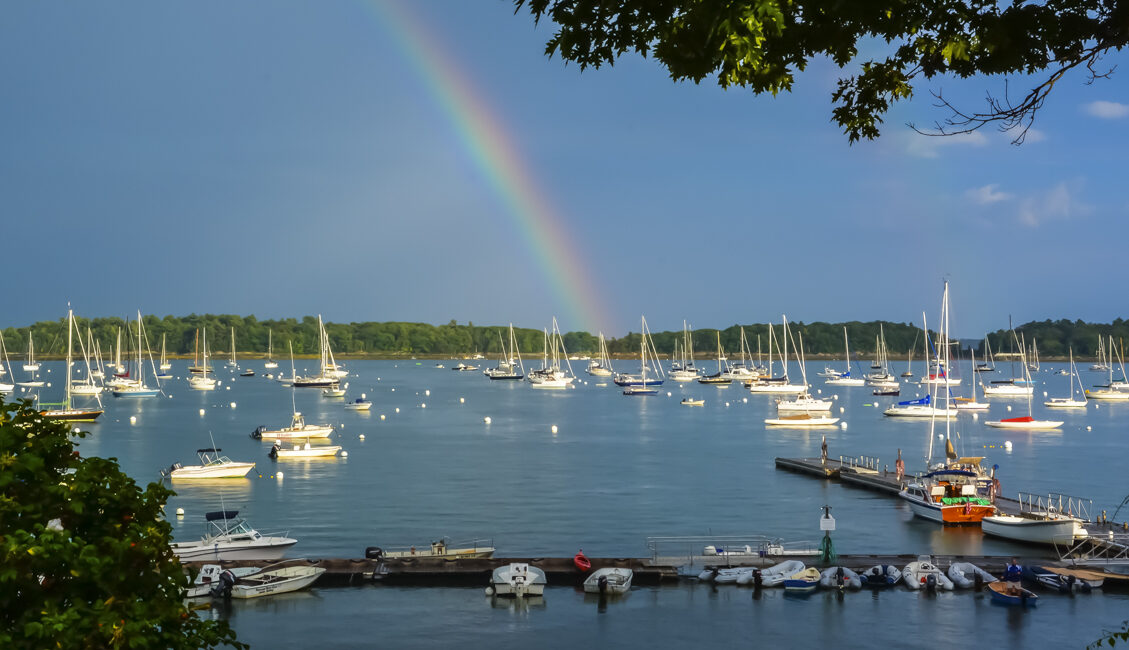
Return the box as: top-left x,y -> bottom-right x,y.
764,414 -> 840,427
988,581 -> 1038,606
981,514 -> 1085,545
452,362 -> 479,371
227,566 -> 326,599
1023,565 -> 1094,593
171,511 -> 297,561
984,416 -> 1063,429
490,563 -> 546,597
899,468 -> 995,526
252,412 -> 334,440
859,564 -> 901,588
322,383 -> 347,398
186,564 -> 263,598
819,567 -> 861,590
344,395 -> 372,411
583,567 -> 633,594
269,442 -> 342,458
775,393 -> 833,413
240,369 -> 255,377
681,398 -> 705,406
872,387 -> 900,396
947,562 -> 996,589
365,538 -> 495,560
162,448 -> 255,480
782,567 -> 821,593
902,556 -> 954,591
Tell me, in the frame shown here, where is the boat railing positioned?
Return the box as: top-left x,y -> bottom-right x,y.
1055,531 -> 1129,566
645,535 -> 819,567
1017,492 -> 1093,522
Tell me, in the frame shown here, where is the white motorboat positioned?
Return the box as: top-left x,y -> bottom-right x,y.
229,566 -> 325,599
765,414 -> 840,427
252,412 -> 334,440
344,395 -> 372,410
947,562 -> 996,589
365,538 -> 496,560
269,442 -> 342,458
775,393 -> 833,413
681,398 -> 705,406
819,567 -> 861,590
490,563 -> 546,597
981,514 -> 1085,545
902,556 -> 954,590
583,568 -> 633,594
859,564 -> 901,588
322,383 -> 347,398
186,564 -> 263,598
162,448 -> 255,480
171,510 -> 297,561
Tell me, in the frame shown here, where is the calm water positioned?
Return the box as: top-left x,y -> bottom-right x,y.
39,357 -> 1129,646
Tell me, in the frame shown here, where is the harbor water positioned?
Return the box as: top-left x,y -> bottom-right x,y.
41,357 -> 1129,646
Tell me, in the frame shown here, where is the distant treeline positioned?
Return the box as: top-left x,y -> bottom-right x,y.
2,315 -> 1127,360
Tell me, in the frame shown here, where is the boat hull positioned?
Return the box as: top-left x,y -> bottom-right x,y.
981,516 -> 1081,545
172,538 -> 297,562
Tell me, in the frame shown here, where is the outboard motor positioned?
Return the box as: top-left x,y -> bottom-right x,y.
365,547 -> 384,560
752,569 -> 763,590
268,444 -> 280,459
836,567 -> 846,589
211,569 -> 236,599
598,575 -> 609,594
973,572 -> 984,591
925,573 -> 937,593
1064,574 -> 1077,594
250,425 -> 266,439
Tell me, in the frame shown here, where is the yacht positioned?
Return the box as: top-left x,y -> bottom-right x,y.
171,511 -> 297,561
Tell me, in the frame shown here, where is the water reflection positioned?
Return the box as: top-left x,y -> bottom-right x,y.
488,594 -> 546,612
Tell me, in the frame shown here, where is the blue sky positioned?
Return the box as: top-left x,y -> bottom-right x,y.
2,1 -> 1126,337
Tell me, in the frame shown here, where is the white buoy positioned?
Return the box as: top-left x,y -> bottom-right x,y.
129,416 -> 137,424
421,403 -> 426,409
1004,441 -> 1013,450
551,425 -> 558,434
1086,425 -> 1092,431
937,434 -> 944,440
1043,391 -> 1048,398
840,407 -> 845,413
817,389 -> 822,395
742,397 -> 748,403
874,403 -> 879,408
834,395 -> 839,400
277,471 -> 284,479
840,422 -> 848,430
395,407 -> 400,413
460,397 -> 465,404
667,391 -> 672,397
225,385 -> 230,390
380,414 -> 386,420
972,412 -> 979,421
176,508 -> 185,517
484,416 -> 492,424
391,388 -> 395,392
341,451 -> 348,457
485,586 -> 495,596
359,434 -> 365,440
72,427 -> 80,433
362,393 -> 367,399
725,402 -> 730,407
46,382 -> 52,388
230,402 -> 236,409
198,409 -> 205,416
1006,405 -> 1012,412
425,389 -> 430,396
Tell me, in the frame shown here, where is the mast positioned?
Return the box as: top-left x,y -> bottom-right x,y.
231,327 -> 237,366
65,308 -> 74,408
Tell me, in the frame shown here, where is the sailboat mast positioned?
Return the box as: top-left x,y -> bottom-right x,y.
65,308 -> 74,407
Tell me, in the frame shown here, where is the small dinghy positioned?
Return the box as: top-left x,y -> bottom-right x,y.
783,567 -> 821,593
988,581 -> 1038,606
322,384 -> 347,398
681,398 -> 705,406
748,560 -> 807,587
714,567 -> 751,584
1023,565 -> 1092,593
344,394 -> 372,411
947,562 -> 996,589
860,564 -> 902,588
903,556 -> 954,591
269,442 -> 342,459
574,550 -> 592,572
490,563 -> 546,597
819,567 -> 861,590
583,568 -> 633,594
186,564 -> 263,598
228,565 -> 325,599
240,369 -> 255,377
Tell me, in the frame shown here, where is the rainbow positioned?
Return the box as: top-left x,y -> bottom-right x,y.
364,0 -> 607,333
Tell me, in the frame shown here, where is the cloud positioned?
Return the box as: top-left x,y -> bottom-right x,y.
965,184 -> 1013,205
1022,128 -> 1046,143
903,131 -> 988,158
1083,100 -> 1129,119
1017,181 -> 1092,227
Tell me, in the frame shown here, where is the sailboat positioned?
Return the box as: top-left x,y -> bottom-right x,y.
1085,336 -> 1129,401
264,329 -> 279,369
188,328 -> 218,390
668,321 -> 699,382
747,317 -> 806,394
320,318 -> 348,379
226,327 -> 239,368
1090,337 -> 1110,372
158,333 -> 172,375
484,324 -> 525,380
898,282 -> 997,526
697,332 -> 732,385
865,325 -> 900,388
586,332 -> 614,377
111,312 -> 162,398
89,330 -> 106,380
986,341 -> 1063,429
901,331 -> 917,378
826,327 -> 864,386
1045,349 -> 1087,408
0,334 -> 16,394
722,327 -> 759,381
70,324 -> 104,396
623,317 -> 661,396
981,327 -> 1035,397
953,349 -> 989,411
976,335 -> 997,372
293,316 -> 339,387
112,327 -> 125,374
884,311 -> 956,419
40,307 -> 105,422
1027,339 -> 1040,373
527,317 -> 575,389
774,332 -> 834,416
22,332 -> 40,372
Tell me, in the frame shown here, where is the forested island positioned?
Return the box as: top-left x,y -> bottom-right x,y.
3,315 -> 1126,360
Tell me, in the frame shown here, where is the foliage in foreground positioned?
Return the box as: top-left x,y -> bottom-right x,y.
0,398 -> 244,649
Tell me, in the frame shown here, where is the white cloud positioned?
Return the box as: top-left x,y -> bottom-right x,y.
903,131 -> 988,158
966,184 -> 1013,205
1017,181 -> 1092,227
1022,128 -> 1046,143
1083,100 -> 1129,119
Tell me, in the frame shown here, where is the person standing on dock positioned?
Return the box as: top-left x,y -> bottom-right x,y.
895,449 -> 904,480
821,436 -> 828,465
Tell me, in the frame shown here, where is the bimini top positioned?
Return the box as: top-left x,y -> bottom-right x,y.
922,468 -> 978,479
205,510 -> 239,522
197,448 -> 221,453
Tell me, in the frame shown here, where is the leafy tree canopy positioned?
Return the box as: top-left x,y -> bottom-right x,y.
0,398 -> 243,649
515,0 -> 1127,142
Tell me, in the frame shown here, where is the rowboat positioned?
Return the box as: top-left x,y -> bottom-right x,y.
583,568 -> 633,594
782,567 -> 821,592
988,581 -> 1038,606
229,566 -> 325,599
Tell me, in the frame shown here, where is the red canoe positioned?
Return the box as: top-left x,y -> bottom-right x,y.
574,550 -> 591,572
